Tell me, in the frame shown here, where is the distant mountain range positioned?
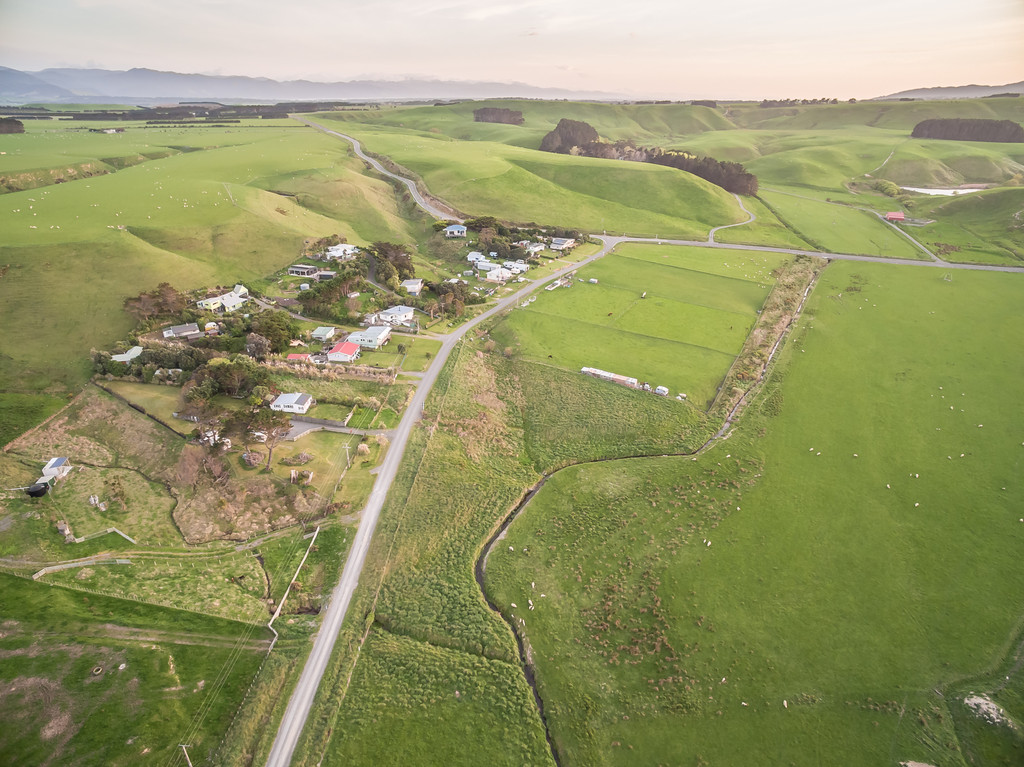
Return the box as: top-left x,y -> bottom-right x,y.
877,81 -> 1024,101
0,65 -> 623,105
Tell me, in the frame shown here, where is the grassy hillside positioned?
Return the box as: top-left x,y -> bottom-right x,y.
0,122 -> 427,399
314,117 -> 746,238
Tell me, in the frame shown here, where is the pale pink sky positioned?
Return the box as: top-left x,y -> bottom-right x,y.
1,0 -> 1021,99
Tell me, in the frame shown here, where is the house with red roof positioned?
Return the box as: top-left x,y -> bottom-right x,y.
885,211 -> 905,222
327,341 -> 362,363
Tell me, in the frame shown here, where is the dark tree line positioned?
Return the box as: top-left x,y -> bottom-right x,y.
539,119 -> 758,195
473,108 -> 525,125
0,118 -> 24,134
647,149 -> 759,195
911,118 -> 1024,143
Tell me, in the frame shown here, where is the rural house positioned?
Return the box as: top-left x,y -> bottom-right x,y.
550,237 -> 577,251
444,224 -> 467,238
311,326 -> 336,342
327,340 -> 361,363
377,305 -> 415,326
324,243 -> 360,261
196,284 -> 249,313
162,322 -> 202,341
347,326 -> 392,350
885,212 -> 905,222
484,267 -> 514,283
270,392 -> 315,414
288,264 -> 319,277
400,278 -> 424,296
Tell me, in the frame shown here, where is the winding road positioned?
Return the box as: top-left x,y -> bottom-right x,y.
265,123 -> 1024,767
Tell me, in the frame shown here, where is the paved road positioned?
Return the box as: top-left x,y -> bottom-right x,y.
708,194 -> 756,243
295,117 -> 463,223
264,237 -> 615,766
266,125 -> 1024,767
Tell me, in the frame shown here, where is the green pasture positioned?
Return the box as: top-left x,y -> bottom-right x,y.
313,116 -> 746,238
44,464 -> 179,545
0,122 -> 425,404
490,246 -> 784,406
269,430 -> 360,500
322,629 -> 553,767
908,187 -> 1024,264
0,571 -> 267,767
759,189 -> 927,258
486,261 -> 1024,765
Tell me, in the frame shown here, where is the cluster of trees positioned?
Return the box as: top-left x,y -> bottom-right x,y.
647,148 -> 759,195
184,355 -> 270,405
539,119 -> 758,195
369,241 -> 416,290
473,107 -> 524,125
123,282 -> 188,323
911,118 -> 1024,143
691,100 -> 717,108
539,118 -> 599,153
295,260 -> 368,322
759,98 -> 846,107
0,118 -> 25,134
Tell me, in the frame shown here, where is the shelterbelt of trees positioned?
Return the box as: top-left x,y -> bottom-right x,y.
911,118 -> 1024,143
539,117 -> 758,195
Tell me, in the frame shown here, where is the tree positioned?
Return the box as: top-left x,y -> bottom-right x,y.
251,310 -> 298,353
245,332 -> 272,360
250,408 -> 292,469
424,299 -> 440,320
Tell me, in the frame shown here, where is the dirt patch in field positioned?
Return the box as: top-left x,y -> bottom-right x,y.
2,676 -> 79,762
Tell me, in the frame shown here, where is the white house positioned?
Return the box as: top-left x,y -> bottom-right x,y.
400,278 -> 424,296
485,268 -> 513,283
288,264 -> 319,277
311,326 -> 336,342
467,251 -> 485,263
327,341 -> 361,363
378,305 -> 415,325
475,261 -> 498,272
347,326 -> 392,350
325,243 -> 360,260
162,323 -> 202,340
42,457 -> 73,479
550,237 -> 577,251
444,224 -> 467,238
196,284 -> 248,313
270,392 -> 315,414
111,346 -> 143,363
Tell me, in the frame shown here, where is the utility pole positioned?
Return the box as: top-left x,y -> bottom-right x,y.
343,442 -> 351,468
179,745 -> 194,767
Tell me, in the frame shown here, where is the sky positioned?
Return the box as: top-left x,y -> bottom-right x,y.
1,0 -> 1021,99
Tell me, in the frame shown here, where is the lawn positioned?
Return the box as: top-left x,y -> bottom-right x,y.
485,261 -> 1024,766
490,245 -> 787,407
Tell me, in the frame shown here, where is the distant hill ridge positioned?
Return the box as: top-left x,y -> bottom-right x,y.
0,65 -> 623,105
878,81 -> 1024,101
